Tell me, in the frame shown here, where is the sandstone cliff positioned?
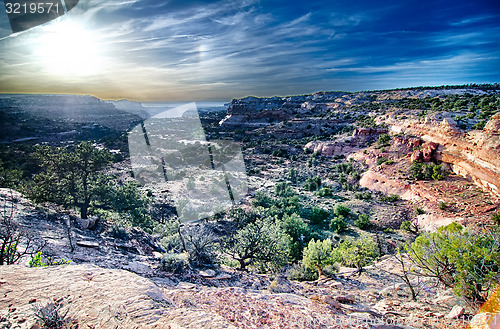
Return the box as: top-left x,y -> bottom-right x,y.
385,112 -> 500,198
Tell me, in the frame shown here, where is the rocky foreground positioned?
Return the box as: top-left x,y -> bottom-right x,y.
0,190 -> 484,329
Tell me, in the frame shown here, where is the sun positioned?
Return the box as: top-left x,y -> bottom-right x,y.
33,19 -> 105,77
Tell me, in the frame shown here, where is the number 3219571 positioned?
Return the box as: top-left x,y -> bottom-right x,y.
5,2 -> 60,14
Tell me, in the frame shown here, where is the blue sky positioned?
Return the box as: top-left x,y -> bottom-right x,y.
0,0 -> 499,101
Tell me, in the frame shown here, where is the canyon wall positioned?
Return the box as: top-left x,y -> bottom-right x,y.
386,113 -> 500,198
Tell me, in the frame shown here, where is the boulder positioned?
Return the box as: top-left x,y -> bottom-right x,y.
76,216 -> 98,230
323,295 -> 341,309
445,305 -> 465,319
335,294 -> 356,304
199,269 -> 216,278
484,112 -> 500,134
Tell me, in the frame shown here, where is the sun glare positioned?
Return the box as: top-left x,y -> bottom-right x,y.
34,19 -> 105,77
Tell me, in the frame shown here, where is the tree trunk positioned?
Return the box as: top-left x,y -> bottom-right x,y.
238,259 -> 246,271
317,266 -> 323,277
80,205 -> 88,219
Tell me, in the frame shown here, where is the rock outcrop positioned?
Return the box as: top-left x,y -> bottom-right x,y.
386,114 -> 500,198
219,92 -> 347,127
0,264 -> 235,329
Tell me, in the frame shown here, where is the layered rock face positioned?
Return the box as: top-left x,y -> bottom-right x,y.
219,92 -> 347,127
386,113 -> 500,198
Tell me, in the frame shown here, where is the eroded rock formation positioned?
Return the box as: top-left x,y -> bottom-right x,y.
386,114 -> 500,198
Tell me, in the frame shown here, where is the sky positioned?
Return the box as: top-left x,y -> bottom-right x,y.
0,0 -> 499,101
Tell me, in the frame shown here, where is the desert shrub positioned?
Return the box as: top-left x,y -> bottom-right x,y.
29,251 -> 70,267
381,194 -> 401,203
491,212 -> 500,225
111,223 -> 129,240
103,181 -> 153,231
0,159 -> 21,188
329,215 -> 348,233
302,238 -> 334,276
181,224 -> 218,266
286,263 -> 318,281
160,252 -> 190,274
354,192 -> 372,200
415,207 -> 426,215
226,207 -> 255,228
275,182 -> 295,197
0,193 -> 45,265
252,191 -> 273,208
287,168 -> 298,183
322,264 -> 339,278
333,234 -> 378,272
438,201 -> 448,210
399,220 -> 414,232
333,204 -> 351,217
279,213 -> 309,261
272,148 -> 287,157
304,176 -> 322,191
33,300 -> 75,329
317,186 -> 333,197
333,162 -> 354,174
377,134 -> 391,147
405,223 -> 500,308
473,120 -> 486,130
309,207 -> 330,225
376,157 -> 388,166
410,162 -> 446,181
223,217 -> 290,271
355,214 -> 371,230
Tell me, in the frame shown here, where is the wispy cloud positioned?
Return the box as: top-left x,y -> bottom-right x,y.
0,0 -> 499,100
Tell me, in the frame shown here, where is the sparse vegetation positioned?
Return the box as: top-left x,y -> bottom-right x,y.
405,223 -> 500,308
355,214 -> 371,230
380,194 -> 401,203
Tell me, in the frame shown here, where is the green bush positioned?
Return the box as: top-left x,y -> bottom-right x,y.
415,207 -> 426,215
333,204 -> 351,217
309,207 -> 330,225
354,192 -> 372,200
223,217 -> 290,271
355,214 -> 371,230
317,186 -> 333,197
329,215 -> 348,233
322,264 -> 339,278
286,263 -> 318,281
380,194 -> 401,203
491,212 -> 500,225
376,157 -> 388,166
280,213 -> 310,261
29,252 -> 71,267
275,182 -> 295,197
410,162 -> 446,181
405,223 -> 500,307
438,201 -> 448,210
304,176 -> 322,191
377,134 -> 391,147
400,220 -> 414,233
160,252 -> 190,274
333,234 -> 378,271
302,238 -> 334,276
252,192 -> 273,208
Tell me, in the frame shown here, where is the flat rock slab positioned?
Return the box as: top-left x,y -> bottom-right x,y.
0,264 -> 235,329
